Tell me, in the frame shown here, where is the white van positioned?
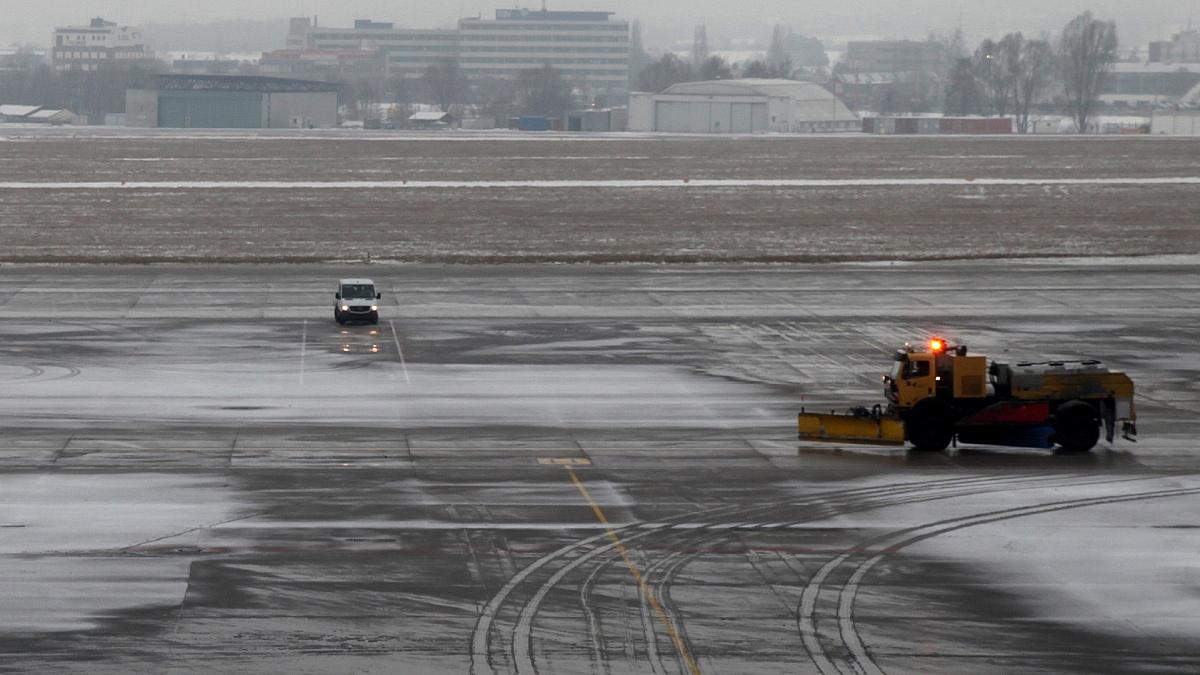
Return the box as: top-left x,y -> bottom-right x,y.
334,278 -> 381,325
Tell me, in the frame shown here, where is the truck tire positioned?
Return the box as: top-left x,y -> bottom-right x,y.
906,401 -> 953,453
1054,401 -> 1100,453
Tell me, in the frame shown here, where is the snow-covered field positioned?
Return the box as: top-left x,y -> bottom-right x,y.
1,132 -> 1198,263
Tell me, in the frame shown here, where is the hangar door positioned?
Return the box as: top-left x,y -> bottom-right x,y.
158,91 -> 265,129
655,101 -> 768,133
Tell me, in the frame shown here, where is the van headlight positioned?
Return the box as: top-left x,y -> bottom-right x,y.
341,305 -> 349,311
370,305 -> 379,311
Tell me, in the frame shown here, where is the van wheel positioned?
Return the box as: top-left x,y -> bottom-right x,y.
1054,401 -> 1100,453
906,401 -> 953,452
334,309 -> 345,325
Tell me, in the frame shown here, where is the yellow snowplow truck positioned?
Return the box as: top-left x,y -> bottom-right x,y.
798,338 -> 1137,453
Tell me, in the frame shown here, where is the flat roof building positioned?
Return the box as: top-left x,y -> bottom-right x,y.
287,18 -> 459,80
1149,29 -> 1200,64
459,9 -> 630,94
52,17 -> 155,72
260,49 -> 385,81
284,8 -> 630,92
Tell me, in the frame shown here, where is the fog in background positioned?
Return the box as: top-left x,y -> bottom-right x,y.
2,0 -> 1197,48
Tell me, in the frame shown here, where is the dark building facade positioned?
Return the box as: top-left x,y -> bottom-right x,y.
126,75 -> 340,129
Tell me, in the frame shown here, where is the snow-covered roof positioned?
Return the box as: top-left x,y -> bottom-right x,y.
660,79 -> 838,100
833,72 -> 919,85
27,109 -> 70,120
409,111 -> 452,121
0,105 -> 40,118
340,278 -> 375,285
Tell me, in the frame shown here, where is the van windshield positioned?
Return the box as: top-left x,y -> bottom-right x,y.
341,284 -> 376,300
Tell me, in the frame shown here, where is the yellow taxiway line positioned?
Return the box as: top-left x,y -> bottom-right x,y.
565,465 -> 703,675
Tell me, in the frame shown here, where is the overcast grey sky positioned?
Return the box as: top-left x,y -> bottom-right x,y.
2,0 -> 1197,47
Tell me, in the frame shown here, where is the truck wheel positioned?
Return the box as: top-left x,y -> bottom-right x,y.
906,402 -> 953,452
1054,401 -> 1100,453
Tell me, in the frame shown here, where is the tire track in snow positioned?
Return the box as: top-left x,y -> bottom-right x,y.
801,481 -> 1200,675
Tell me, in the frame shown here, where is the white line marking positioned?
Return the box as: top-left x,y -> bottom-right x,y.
389,320 -> 411,384
299,319 -> 307,386
2,177 -> 1200,190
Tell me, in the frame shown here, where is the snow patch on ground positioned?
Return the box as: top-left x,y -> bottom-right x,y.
826,476 -> 1200,640
0,473 -> 241,631
3,177 -> 1200,190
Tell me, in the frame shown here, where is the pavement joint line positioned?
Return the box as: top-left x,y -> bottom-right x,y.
569,435 -> 595,467
564,465 -> 703,675
389,320 -> 411,385
52,435 -> 71,464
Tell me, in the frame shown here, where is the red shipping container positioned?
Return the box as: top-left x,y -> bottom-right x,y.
939,117 -> 1012,134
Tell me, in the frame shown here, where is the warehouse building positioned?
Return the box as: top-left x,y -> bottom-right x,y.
1152,110 -> 1200,135
628,79 -> 857,133
126,74 -> 340,129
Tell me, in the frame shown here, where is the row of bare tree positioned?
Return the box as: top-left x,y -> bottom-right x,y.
0,54 -> 165,121
415,60 -> 575,118
947,11 -> 1117,133
635,11 -> 1120,135
339,59 -> 581,122
633,53 -> 798,95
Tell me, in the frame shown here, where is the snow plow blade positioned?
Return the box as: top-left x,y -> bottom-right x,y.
798,412 -> 906,446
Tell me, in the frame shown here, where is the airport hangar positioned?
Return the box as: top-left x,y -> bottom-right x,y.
126,74 -> 340,129
628,78 -> 859,134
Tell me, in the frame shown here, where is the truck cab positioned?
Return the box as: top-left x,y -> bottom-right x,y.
886,350 -> 936,407
334,278 -> 381,325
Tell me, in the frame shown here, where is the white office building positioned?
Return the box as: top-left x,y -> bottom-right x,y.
284,9 -> 630,91
458,9 -> 630,93
52,17 -> 154,72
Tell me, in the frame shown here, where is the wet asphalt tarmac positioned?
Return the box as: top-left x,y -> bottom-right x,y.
0,261 -> 1198,674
